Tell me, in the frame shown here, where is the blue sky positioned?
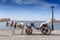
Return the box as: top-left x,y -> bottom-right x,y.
0,0 -> 60,21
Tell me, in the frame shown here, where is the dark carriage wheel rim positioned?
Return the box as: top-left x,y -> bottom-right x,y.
41,26 -> 51,35
25,28 -> 32,35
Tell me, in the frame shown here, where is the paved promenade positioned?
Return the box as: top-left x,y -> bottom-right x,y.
0,29 -> 60,40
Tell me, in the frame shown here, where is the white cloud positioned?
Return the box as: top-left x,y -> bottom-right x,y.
11,0 -> 37,5
12,0 -> 58,8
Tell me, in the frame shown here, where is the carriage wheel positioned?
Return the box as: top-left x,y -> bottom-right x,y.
41,26 -> 51,35
25,28 -> 32,35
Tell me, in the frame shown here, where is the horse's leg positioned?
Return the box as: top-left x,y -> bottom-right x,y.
12,26 -> 15,35
10,24 -> 13,30
21,27 -> 24,35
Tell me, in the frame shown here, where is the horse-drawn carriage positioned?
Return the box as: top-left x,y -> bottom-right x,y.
6,21 -> 52,35
25,21 -> 52,35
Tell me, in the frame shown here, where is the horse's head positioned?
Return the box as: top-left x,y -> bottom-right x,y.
6,21 -> 14,27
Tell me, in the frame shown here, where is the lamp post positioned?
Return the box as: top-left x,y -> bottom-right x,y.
51,6 -> 54,30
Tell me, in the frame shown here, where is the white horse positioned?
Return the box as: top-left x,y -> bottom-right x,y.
6,21 -> 25,34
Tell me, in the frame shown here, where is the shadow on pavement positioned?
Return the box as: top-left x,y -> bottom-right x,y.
0,34 -> 60,36
14,33 -> 60,36
0,35 -> 9,36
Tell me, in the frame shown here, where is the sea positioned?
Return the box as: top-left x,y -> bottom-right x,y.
0,21 -> 60,30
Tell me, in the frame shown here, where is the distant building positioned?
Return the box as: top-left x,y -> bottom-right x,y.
55,20 -> 60,23
0,18 -> 10,22
50,18 -> 60,23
